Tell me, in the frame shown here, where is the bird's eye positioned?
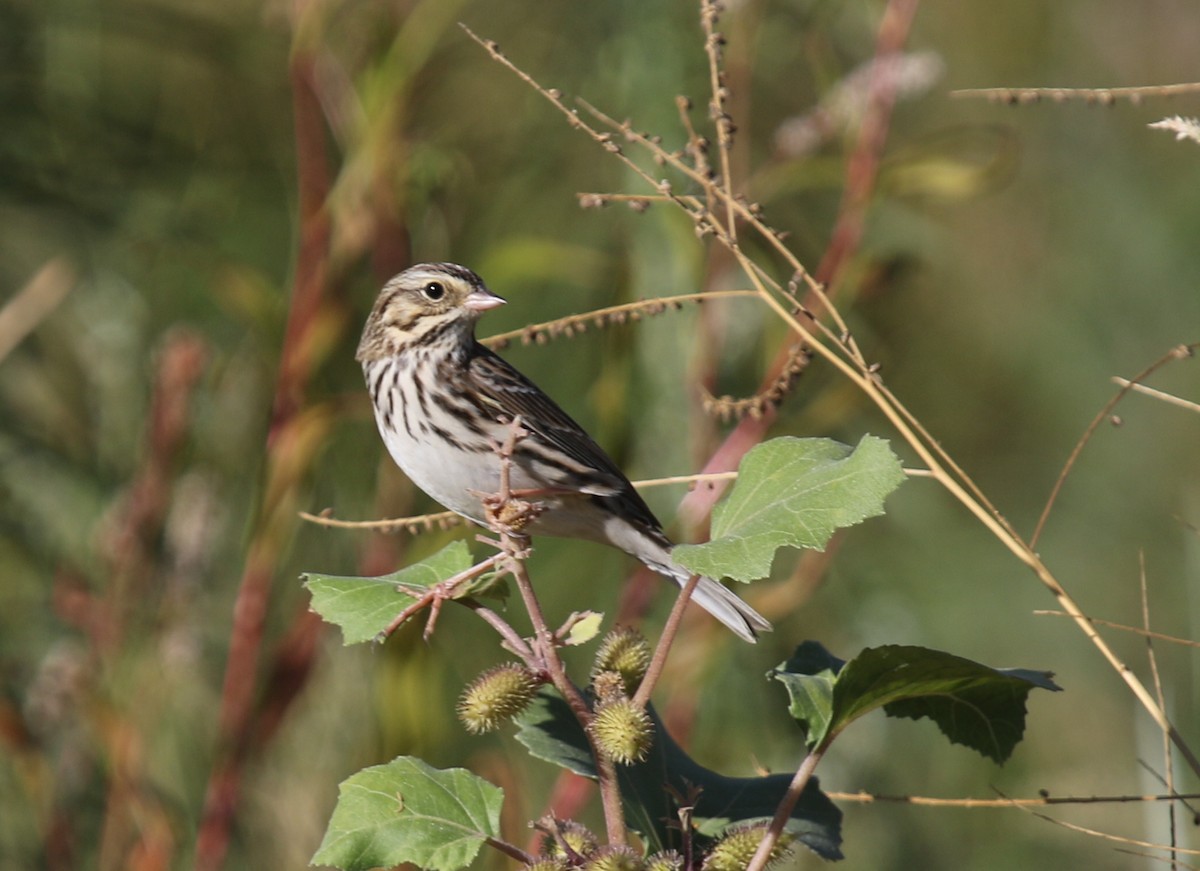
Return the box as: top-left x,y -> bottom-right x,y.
422,282 -> 446,301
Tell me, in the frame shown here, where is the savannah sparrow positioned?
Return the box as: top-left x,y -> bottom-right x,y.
357,262 -> 771,642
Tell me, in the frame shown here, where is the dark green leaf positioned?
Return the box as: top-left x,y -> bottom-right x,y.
514,689 -> 842,860
772,643 -> 1061,762
673,436 -> 906,582
303,541 -> 473,644
311,756 -> 504,871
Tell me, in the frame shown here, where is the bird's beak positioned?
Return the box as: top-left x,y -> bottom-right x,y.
464,288 -> 507,312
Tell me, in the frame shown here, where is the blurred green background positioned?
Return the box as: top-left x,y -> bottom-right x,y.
2,0 -> 1198,869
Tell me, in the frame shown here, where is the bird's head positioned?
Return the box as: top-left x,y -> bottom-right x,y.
357,262 -> 506,361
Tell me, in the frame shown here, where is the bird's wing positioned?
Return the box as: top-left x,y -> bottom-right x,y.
467,344 -> 662,528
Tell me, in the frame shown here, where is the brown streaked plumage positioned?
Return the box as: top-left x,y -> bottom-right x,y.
358,262 -> 770,642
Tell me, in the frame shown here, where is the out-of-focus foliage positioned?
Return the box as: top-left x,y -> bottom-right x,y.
2,0 -> 1198,869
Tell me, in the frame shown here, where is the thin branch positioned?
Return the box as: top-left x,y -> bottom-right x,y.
632,573 -> 703,710
1111,376 -> 1200,414
746,749 -> 824,871
1033,344 -> 1198,548
639,470 -> 739,489
1033,611 -> 1200,649
578,192 -> 674,208
828,790 -> 1200,807
298,508 -> 463,532
951,81 -> 1200,105
700,346 -> 813,421
699,0 -> 738,243
676,94 -> 717,217
480,289 -> 758,350
483,836 -> 536,866
376,554 -> 505,640
299,472 -> 742,533
1012,802 -> 1200,858
1140,552 -> 1178,869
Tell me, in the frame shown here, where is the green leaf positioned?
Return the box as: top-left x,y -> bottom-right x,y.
562,611 -> 605,646
303,541 -> 473,644
311,756 -> 504,871
514,689 -> 843,860
771,642 -> 1061,763
768,642 -> 843,749
673,436 -> 906,582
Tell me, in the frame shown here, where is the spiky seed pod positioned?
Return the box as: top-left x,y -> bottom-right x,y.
592,627 -> 651,694
524,861 -> 569,871
702,824 -> 794,871
540,819 -> 599,861
591,670 -> 627,704
644,850 -> 683,871
582,845 -> 642,871
456,663 -> 540,734
590,698 -> 653,765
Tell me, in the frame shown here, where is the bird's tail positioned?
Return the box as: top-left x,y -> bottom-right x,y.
611,520 -> 772,642
647,550 -> 771,643
683,573 -> 772,643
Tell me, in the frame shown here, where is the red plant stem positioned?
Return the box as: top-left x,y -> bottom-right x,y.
815,0 -> 920,290
632,573 -> 702,710
104,331 -> 209,641
193,51 -> 335,871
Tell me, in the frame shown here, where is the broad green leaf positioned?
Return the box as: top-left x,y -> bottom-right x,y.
515,689 -> 842,860
673,436 -> 906,582
771,643 -> 1061,762
312,756 -> 504,871
303,541 -> 473,644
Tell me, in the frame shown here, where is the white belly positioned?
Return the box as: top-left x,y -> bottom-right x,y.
364,358 -> 647,551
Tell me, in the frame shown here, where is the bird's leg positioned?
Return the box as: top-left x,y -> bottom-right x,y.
475,416 -> 548,534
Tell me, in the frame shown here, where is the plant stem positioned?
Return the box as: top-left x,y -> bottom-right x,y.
505,547 -> 628,845
745,747 -> 825,871
483,836 -> 536,865
633,573 -> 702,709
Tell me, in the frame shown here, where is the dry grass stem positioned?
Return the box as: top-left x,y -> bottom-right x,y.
1013,803 -> 1200,858
829,790 -> 1200,807
481,289 -> 757,350
951,82 -> 1200,105
1139,553 -> 1179,863
701,346 -> 813,421
1034,344 -> 1198,547
1033,611 -> 1200,649
0,258 -> 76,363
1111,377 -> 1200,414
299,472 -> 743,533
699,0 -> 738,243
298,508 -> 463,532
